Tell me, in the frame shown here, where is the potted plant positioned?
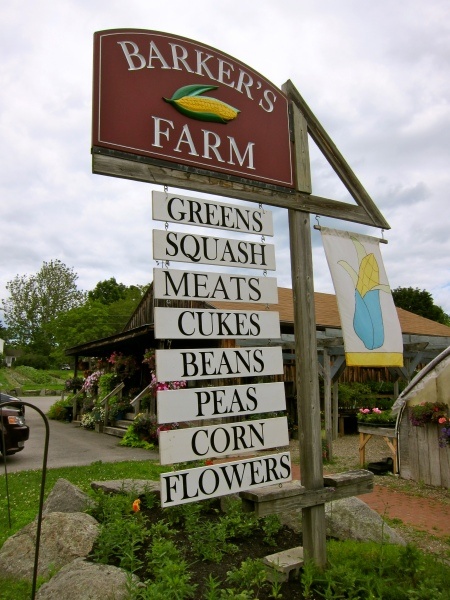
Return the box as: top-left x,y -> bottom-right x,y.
357,407 -> 396,427
109,398 -> 132,422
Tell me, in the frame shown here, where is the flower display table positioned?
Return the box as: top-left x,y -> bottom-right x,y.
358,425 -> 398,474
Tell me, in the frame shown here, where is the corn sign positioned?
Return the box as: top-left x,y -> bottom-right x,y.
92,29 -> 294,188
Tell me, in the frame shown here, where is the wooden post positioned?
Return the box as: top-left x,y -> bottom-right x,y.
323,348 -> 332,460
285,95 -> 327,568
333,380 -> 339,440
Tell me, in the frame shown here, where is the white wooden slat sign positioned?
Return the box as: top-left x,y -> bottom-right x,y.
153,268 -> 279,304
160,451 -> 292,507
157,381 -> 286,424
154,307 -> 281,340
155,345 -> 284,381
153,229 -> 276,271
152,191 -> 274,236
159,416 -> 289,465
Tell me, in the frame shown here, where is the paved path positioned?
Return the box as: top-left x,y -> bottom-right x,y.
0,396 -> 158,473
357,485 -> 450,537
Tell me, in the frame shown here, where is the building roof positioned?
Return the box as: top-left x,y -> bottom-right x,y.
209,287 -> 450,337
66,285 -> 450,358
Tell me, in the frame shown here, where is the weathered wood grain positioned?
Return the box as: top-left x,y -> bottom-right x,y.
92,151 -> 382,226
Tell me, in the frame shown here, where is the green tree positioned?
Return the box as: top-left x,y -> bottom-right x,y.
2,260 -> 85,355
51,282 -> 148,363
87,277 -> 128,305
392,287 -> 449,325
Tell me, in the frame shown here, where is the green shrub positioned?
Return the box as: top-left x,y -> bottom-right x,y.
46,398 -> 71,421
15,354 -> 51,369
98,373 -> 118,400
301,539 -> 450,599
120,426 -> 155,450
337,382 -> 372,407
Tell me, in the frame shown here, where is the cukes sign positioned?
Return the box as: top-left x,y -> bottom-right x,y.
92,29 -> 294,188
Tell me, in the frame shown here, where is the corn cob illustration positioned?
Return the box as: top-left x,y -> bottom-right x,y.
339,237 -> 391,350
164,84 -> 240,124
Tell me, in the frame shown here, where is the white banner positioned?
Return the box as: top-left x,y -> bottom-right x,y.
160,451 -> 291,507
159,416 -> 289,464
321,227 -> 403,367
153,268 -> 279,304
154,307 -> 281,339
153,229 -> 276,270
152,191 -> 274,236
156,346 -> 284,381
157,381 -> 286,424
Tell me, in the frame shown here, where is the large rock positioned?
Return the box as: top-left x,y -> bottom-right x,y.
279,496 -> 405,545
91,478 -> 160,498
325,497 -> 405,544
0,512 -> 99,579
36,558 -> 139,600
42,478 -> 95,515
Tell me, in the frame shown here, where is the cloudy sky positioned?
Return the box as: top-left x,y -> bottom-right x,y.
1,0 -> 449,318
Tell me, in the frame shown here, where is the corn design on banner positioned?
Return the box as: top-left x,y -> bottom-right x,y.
321,228 -> 403,367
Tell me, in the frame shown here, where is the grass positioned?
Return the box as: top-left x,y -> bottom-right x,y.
0,460 -> 166,547
0,366 -> 69,393
0,460 -> 167,599
2,460 -> 450,599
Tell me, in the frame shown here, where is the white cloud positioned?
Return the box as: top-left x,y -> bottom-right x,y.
1,0 -> 449,323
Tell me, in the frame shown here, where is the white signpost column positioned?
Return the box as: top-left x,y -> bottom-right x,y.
152,192 -> 291,508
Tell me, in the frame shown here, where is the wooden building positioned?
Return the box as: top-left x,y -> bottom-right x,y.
66,285 -> 450,422
391,346 -> 450,487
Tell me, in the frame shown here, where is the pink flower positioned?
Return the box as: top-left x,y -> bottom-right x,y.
372,408 -> 382,414
359,408 -> 370,414
438,417 -> 448,424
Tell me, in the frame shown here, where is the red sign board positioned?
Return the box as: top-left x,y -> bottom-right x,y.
93,30 -> 294,188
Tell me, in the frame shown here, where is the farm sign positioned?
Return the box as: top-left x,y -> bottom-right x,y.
92,30 -> 294,188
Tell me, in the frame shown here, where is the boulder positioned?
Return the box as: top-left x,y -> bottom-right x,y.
36,558 -> 139,599
91,478 -> 160,498
325,497 -> 405,544
0,512 -> 99,579
42,478 -> 95,515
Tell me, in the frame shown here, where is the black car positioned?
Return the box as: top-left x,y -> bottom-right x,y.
0,393 -> 29,455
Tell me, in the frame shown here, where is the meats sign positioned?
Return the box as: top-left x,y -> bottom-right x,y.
92,30 -> 294,188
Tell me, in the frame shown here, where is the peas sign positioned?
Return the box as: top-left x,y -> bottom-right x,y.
92,30 -> 294,188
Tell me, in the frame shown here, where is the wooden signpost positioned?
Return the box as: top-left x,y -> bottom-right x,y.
92,28 -> 389,568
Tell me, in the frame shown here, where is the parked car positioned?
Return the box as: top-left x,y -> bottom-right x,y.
60,364 -> 71,371
0,393 -> 29,455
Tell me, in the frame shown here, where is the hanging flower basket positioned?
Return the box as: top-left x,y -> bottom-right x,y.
409,402 -> 448,427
